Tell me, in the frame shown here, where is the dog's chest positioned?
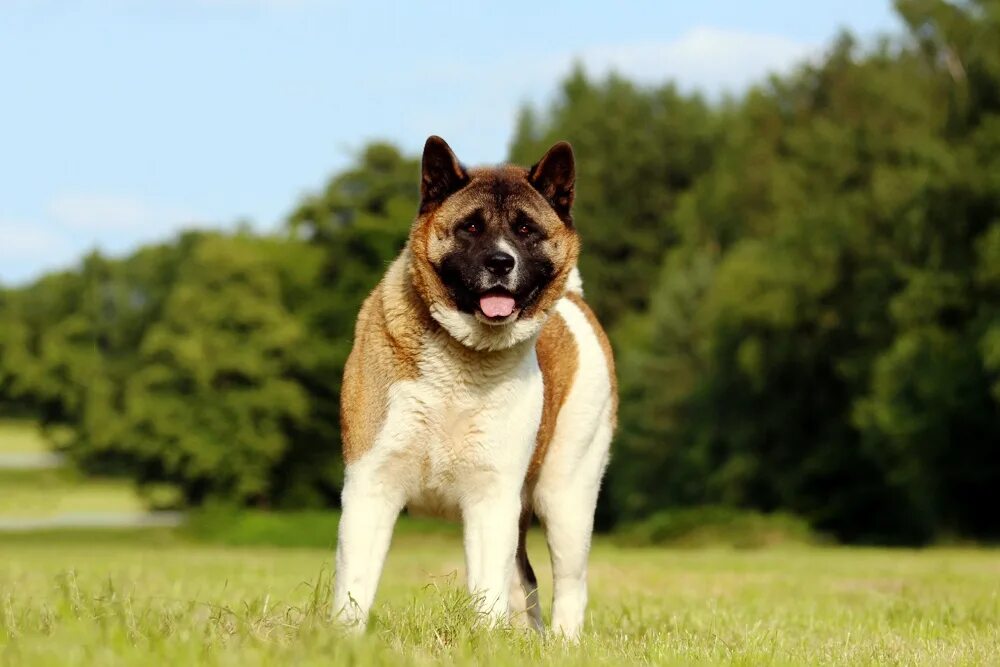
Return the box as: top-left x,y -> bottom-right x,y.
378,340 -> 544,518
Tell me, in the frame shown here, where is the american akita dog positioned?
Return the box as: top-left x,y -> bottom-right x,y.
333,136 -> 616,639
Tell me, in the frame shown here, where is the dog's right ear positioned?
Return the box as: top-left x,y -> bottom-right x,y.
528,141 -> 575,225
420,136 -> 468,213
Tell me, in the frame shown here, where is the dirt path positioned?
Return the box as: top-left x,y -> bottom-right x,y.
0,511 -> 184,532
0,452 -> 65,469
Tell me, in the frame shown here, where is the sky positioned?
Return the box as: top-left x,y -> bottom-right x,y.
0,0 -> 901,286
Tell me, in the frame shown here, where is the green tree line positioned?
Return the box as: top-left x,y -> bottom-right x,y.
1,0 -> 997,542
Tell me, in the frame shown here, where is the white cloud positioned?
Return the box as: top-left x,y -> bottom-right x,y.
556,27 -> 819,94
1,193 -> 222,285
402,26 -> 820,165
0,220 -> 79,285
0,221 -> 72,257
193,0 -> 314,7
0,194 -> 219,284
47,194 -> 197,236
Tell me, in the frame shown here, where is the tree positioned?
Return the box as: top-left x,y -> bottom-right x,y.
612,4 -> 1000,543
510,69 -> 718,329
3,3 -> 998,542
95,234 -> 310,503
282,142 -> 418,497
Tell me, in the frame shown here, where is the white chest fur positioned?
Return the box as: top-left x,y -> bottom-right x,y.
360,330 -> 544,519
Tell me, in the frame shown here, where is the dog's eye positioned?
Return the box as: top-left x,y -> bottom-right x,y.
513,215 -> 537,237
458,214 -> 483,236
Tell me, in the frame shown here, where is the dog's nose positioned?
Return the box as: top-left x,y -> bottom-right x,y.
484,251 -> 515,276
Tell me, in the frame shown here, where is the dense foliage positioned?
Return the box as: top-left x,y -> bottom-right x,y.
615,1 -> 1000,543
1,0 -> 997,542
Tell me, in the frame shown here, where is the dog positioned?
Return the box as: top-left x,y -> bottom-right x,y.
333,136 -> 616,639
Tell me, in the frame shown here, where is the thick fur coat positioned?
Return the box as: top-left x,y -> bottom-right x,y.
333,136 -> 616,639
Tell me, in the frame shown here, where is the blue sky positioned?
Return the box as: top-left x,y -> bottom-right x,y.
0,0 -> 900,285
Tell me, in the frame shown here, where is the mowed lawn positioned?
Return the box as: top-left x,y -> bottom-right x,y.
1,529 -> 998,666
0,421 -> 50,454
0,420 -> 147,518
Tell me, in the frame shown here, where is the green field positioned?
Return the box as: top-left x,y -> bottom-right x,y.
1,420 -> 998,665
0,420 -> 147,518
1,529 -> 998,666
0,470 -> 147,518
0,421 -> 50,454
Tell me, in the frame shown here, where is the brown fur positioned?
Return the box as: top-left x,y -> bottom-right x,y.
517,293 -> 615,612
565,291 -> 618,425
526,311 -> 579,484
342,152 -> 603,466
340,255 -> 428,463
336,138 -> 614,636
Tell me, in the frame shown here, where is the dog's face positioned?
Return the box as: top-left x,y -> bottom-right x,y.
409,136 -> 580,351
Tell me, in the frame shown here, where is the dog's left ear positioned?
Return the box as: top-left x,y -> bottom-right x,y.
420,135 -> 469,213
529,141 -> 575,224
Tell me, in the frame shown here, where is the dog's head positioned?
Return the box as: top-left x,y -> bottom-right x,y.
409,136 -> 580,351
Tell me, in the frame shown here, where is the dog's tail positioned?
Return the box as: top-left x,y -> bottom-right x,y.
565,266 -> 584,296
515,507 -> 544,630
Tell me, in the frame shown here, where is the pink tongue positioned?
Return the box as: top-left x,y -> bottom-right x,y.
479,294 -> 516,318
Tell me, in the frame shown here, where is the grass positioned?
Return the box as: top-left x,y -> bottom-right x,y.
615,506 -> 821,548
0,420 -> 50,454
0,469 -> 148,517
183,508 -> 461,548
1,527 -> 998,666
0,418 -> 995,663
0,419 -> 149,517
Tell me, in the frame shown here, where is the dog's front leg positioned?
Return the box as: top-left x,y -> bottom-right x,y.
333,464 -> 403,632
461,485 -> 521,624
